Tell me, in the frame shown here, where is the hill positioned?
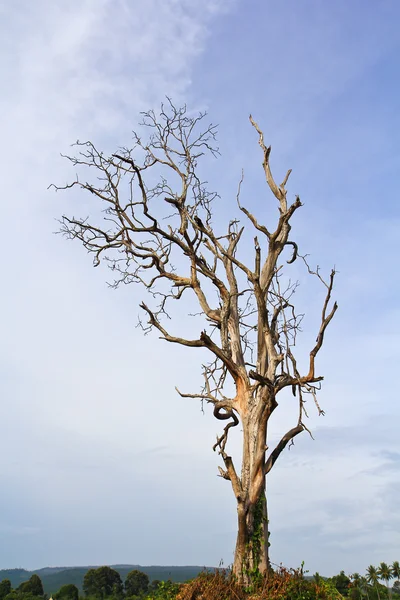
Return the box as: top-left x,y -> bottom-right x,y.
0,565 -> 215,594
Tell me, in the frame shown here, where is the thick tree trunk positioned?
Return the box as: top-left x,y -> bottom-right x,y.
231,403 -> 271,586
232,490 -> 270,585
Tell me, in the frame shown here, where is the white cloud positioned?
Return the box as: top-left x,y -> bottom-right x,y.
0,0 -> 235,570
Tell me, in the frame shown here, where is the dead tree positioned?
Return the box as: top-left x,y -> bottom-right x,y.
53,101 -> 337,584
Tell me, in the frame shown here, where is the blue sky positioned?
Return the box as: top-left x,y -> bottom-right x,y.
1,0 -> 399,577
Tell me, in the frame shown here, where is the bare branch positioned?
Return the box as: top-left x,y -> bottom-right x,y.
284,240 -> 298,264
213,406 -> 239,454
55,102 -> 338,577
265,425 -> 304,474
249,114 -> 289,212
236,170 -> 271,240
305,267 -> 338,381
140,302 -> 205,347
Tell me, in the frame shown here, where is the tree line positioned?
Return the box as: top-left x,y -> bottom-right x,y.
323,561 -> 400,599
0,568 -> 178,600
0,561 -> 398,600
82,566 -> 178,599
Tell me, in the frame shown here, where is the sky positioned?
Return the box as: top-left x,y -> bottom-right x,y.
1,0 -> 399,578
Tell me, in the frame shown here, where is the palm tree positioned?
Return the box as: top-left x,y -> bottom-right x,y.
392,561 -> 400,583
391,562 -> 400,600
378,562 -> 392,598
359,576 -> 370,600
366,565 -> 380,600
351,573 -> 362,599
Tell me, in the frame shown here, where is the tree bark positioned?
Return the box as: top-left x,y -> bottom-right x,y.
233,489 -> 270,584
230,394 -> 272,585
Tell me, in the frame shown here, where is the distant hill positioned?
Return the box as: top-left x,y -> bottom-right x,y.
0,565 -> 215,594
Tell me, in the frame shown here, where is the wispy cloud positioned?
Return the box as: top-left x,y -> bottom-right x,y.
0,0 -> 235,570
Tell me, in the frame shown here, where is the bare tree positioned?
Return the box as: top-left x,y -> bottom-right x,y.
53,101 -> 337,584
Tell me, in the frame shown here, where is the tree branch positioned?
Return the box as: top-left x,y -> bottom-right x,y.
265,425 -> 304,474
55,102 -> 338,522
140,302 -> 205,347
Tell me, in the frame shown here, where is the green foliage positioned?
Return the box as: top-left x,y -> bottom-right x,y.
54,584 -> 79,600
3,576 -> 43,600
0,568 -> 208,595
367,565 -> 379,584
82,570 -> 97,598
378,562 -> 392,592
251,496 -> 266,564
0,581 -> 12,600
145,580 -> 180,599
124,571 -> 149,597
4,593 -> 43,600
18,586 -> 30,595
392,562 -> 400,581
243,495 -> 268,589
279,568 -> 341,600
4,592 -> 23,600
331,570 -> 351,596
0,573 -> 30,592
147,582 -> 161,594
18,576 -> 44,598
83,568 -> 123,599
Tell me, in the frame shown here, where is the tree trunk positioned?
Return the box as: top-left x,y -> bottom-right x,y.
230,390 -> 272,586
232,490 -> 270,585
